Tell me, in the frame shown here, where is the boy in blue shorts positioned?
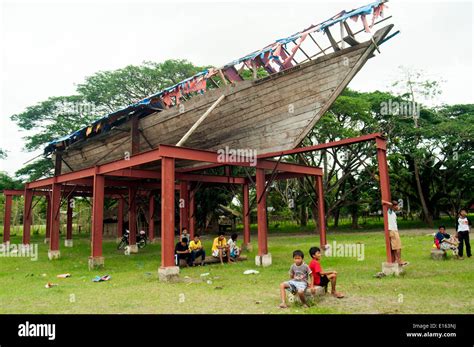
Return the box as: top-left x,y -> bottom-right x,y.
279,250 -> 313,308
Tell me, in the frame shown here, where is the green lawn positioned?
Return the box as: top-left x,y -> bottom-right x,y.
0,228 -> 473,314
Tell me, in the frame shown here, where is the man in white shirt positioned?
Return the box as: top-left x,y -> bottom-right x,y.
383,199 -> 409,266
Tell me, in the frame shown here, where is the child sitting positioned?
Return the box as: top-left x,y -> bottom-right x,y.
279,250 -> 313,309
309,247 -> 344,298
434,225 -> 459,257
227,233 -> 241,261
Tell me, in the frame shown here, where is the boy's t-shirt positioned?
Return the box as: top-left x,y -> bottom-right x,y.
188,240 -> 202,251
309,259 -> 323,285
435,232 -> 450,243
289,263 -> 311,282
212,237 -> 227,252
175,242 -> 188,254
227,238 -> 238,251
457,217 -> 471,232
388,208 -> 398,231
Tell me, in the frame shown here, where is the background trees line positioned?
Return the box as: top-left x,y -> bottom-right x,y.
1,60 -> 472,231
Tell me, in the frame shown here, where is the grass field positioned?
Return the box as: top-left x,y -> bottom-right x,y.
0,228 -> 473,314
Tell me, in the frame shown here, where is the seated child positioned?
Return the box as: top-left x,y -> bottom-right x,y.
279,250 -> 313,309
434,225 -> 459,256
212,231 -> 230,264
309,247 -> 344,298
227,233 -> 241,261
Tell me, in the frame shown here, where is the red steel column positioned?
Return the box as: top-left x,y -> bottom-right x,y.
243,183 -> 251,247
179,181 -> 189,234
3,194 -> 12,244
316,175 -> 327,249
65,198 -> 73,245
128,186 -> 137,248
149,193 -> 155,241
189,185 -> 196,239
117,197 -> 124,239
90,174 -> 105,267
161,157 -> 176,267
256,168 -> 268,255
376,137 -> 394,263
45,195 -> 51,242
22,188 -> 33,246
49,183 -> 61,259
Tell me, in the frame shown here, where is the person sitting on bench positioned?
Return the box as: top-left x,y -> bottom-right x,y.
212,231 -> 230,264
227,233 -> 241,261
189,234 -> 206,266
308,246 -> 344,298
175,237 -> 192,267
434,225 -> 459,257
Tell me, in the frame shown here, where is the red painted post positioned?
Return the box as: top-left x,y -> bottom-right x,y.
189,186 -> 196,239
66,198 -> 73,245
22,189 -> 33,246
161,157 -> 176,267
128,186 -> 137,248
179,181 -> 189,234
49,183 -> 61,259
90,174 -> 105,267
45,195 -> 51,242
3,194 -> 12,244
243,183 -> 251,247
117,197 -> 124,239
376,138 -> 394,263
256,168 -> 268,255
316,175 -> 327,249
149,193 -> 155,241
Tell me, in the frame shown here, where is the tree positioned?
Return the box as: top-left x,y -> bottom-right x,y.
389,67 -> 444,226
11,60 -> 207,181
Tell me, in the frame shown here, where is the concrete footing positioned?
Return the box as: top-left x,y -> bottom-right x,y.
255,253 -> 272,267
382,262 -> 402,276
88,256 -> 105,270
64,239 -> 73,247
158,266 -> 180,282
128,244 -> 139,254
48,250 -> 61,260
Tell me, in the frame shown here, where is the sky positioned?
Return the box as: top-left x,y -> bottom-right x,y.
0,0 -> 472,176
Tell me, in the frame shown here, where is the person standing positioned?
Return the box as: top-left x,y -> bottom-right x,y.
456,209 -> 471,259
382,199 -> 409,266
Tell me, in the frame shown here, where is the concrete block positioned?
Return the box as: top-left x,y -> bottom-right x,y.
158,266 -> 180,282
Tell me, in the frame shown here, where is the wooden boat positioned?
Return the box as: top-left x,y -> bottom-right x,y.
51,3 -> 397,173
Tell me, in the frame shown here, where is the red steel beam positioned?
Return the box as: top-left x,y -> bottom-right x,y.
161,157 -> 176,268
49,183 -> 61,255
316,175 -> 327,248
66,198 -> 73,242
117,197 -> 124,239
3,194 -> 12,244
128,186 -> 137,246
189,184 -> 196,239
45,195 -> 51,241
376,138 -> 394,263
256,168 -> 268,255
179,181 -> 189,234
148,193 -> 155,241
257,133 -> 384,159
243,183 -> 251,247
91,175 -> 105,259
22,189 -> 33,245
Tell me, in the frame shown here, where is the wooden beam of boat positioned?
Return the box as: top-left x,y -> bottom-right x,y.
176,94 -> 226,147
